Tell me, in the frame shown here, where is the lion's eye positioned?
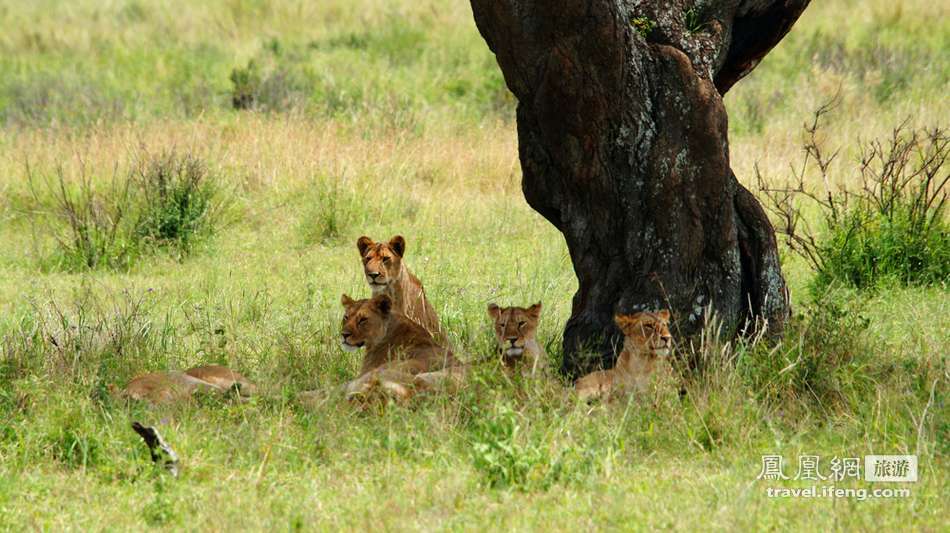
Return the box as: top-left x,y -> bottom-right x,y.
358,317 -> 368,326
518,321 -> 526,328
382,257 -> 390,264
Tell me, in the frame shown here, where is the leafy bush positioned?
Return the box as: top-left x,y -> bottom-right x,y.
28,150 -> 223,271
229,60 -> 260,111
758,102 -> 949,290
133,152 -> 219,255
820,202 -> 948,289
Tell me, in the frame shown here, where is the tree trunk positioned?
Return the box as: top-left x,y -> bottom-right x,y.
470,0 -> 809,377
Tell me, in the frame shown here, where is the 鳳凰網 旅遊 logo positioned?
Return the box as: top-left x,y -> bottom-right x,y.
757,453 -> 917,482
756,453 -> 917,499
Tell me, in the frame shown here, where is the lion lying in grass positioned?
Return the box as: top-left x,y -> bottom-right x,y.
338,293 -> 461,402
113,365 -> 255,404
574,310 -> 672,401
487,302 -> 547,376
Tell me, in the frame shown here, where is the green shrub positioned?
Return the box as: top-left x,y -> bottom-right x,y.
133,152 -> 219,255
817,203 -> 949,288
229,60 -> 261,110
758,104 -> 948,290
28,150 -> 224,271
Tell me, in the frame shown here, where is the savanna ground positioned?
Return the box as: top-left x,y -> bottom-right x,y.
0,0 -> 947,530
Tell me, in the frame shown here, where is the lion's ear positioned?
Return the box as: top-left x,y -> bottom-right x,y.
388,235 -> 406,257
614,313 -> 641,335
527,302 -> 542,319
373,294 -> 392,316
487,303 -> 501,320
341,293 -> 355,307
656,309 -> 671,322
357,236 -> 374,256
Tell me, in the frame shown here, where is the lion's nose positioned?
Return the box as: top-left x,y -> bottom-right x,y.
368,272 -> 380,280
342,331 -> 352,339
661,335 -> 672,346
506,336 -> 518,344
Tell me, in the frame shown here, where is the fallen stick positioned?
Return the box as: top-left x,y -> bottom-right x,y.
131,421 -> 180,478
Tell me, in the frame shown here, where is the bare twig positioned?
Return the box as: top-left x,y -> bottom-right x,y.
755,99 -> 948,286
132,421 -> 180,477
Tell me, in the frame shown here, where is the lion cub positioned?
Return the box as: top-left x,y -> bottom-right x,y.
574,310 -> 672,401
115,366 -> 255,404
487,302 -> 547,376
339,293 -> 459,400
356,235 -> 443,338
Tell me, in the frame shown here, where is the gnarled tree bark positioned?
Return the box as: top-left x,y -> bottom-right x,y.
470,0 -> 810,377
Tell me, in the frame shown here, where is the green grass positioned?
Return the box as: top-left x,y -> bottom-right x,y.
0,0 -> 947,530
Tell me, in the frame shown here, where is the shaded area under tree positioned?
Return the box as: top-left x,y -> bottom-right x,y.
469,0 -> 810,376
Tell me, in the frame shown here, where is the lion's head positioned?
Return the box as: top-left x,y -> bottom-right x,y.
356,235 -> 406,294
340,293 -> 393,352
487,302 -> 541,361
614,310 -> 672,357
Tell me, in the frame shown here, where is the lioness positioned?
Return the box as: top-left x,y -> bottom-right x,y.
411,302 -> 550,392
574,310 -> 672,401
356,235 -> 443,338
184,365 -> 256,397
487,302 -> 547,376
340,293 -> 459,400
114,365 -> 255,404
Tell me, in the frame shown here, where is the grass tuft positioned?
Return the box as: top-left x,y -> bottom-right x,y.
133,151 -> 221,256
27,150 -> 225,271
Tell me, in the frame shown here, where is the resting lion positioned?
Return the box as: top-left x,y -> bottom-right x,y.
356,235 -> 443,338
113,365 -> 255,404
402,301 -> 551,393
487,302 -> 548,376
339,293 -> 460,401
574,310 -> 672,401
